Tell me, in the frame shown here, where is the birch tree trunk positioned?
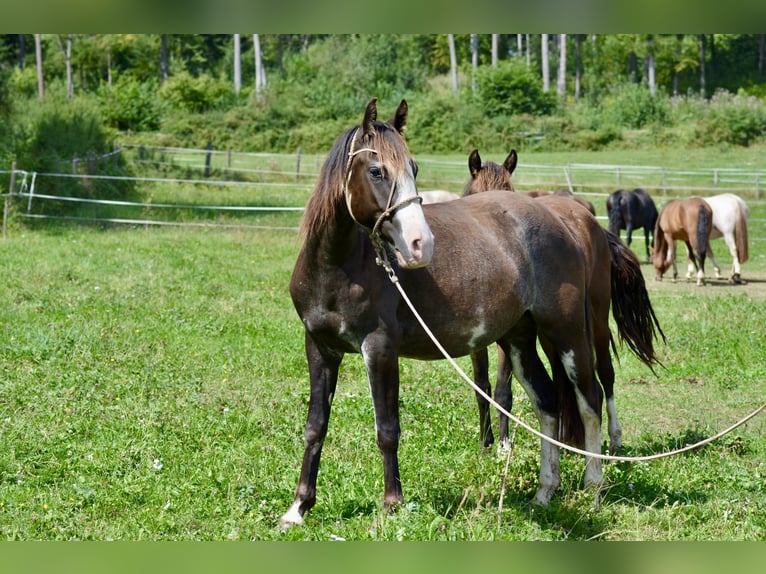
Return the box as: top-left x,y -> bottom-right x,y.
253,34 -> 266,93
35,34 -> 44,100
471,34 -> 478,95
491,34 -> 498,67
233,34 -> 241,94
448,34 -> 458,96
557,33 -> 567,101
541,34 -> 550,92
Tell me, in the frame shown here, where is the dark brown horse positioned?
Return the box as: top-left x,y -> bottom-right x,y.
606,188 -> 659,261
281,99 -> 604,529
462,148 -> 664,454
653,197 -> 713,286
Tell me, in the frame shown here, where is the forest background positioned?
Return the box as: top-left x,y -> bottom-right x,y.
1,33 -> 766,177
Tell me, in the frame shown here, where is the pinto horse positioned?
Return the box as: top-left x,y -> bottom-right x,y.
606,188 -> 659,261
703,193 -> 749,284
462,148 -> 664,454
281,99 -> 604,529
653,197 -> 713,286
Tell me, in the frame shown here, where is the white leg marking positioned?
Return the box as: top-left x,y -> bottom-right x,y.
606,396 -> 622,451
361,339 -> 379,434
280,501 -> 305,531
509,347 -> 561,506
573,387 -> 603,488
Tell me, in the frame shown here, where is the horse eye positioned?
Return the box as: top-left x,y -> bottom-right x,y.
412,163 -> 419,179
369,166 -> 382,180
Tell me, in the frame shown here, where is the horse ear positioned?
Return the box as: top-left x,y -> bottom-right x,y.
362,97 -> 378,137
504,149 -> 518,175
389,99 -> 408,134
468,149 -> 482,178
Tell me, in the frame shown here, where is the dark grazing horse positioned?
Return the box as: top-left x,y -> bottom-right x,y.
462,148 -> 664,454
653,197 -> 713,286
606,188 -> 659,261
281,99 -> 604,529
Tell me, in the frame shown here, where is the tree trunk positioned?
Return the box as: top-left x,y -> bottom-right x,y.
541,34 -> 550,92
35,34 -> 44,100
526,34 -> 531,66
759,34 -> 764,78
673,34 -> 683,96
557,33 -> 567,101
517,34 -> 522,59
18,34 -> 25,68
233,34 -> 241,94
58,34 -> 73,99
491,34 -> 498,67
647,35 -> 656,97
699,34 -> 706,97
575,34 -> 582,101
448,34 -> 458,96
253,34 -> 266,93
160,34 -> 168,84
471,34 -> 478,95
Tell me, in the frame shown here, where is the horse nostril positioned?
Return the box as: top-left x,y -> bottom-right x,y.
411,238 -> 423,258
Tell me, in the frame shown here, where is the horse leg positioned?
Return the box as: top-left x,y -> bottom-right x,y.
361,333 -> 404,510
684,241 -> 697,282
281,334 -> 342,530
644,226 -> 652,262
722,232 -> 742,283
499,321 -> 560,506
625,222 -> 634,247
707,242 -> 723,279
470,349 -> 495,448
667,237 -> 679,282
687,240 -> 706,286
494,344 -> 514,448
594,319 -> 620,453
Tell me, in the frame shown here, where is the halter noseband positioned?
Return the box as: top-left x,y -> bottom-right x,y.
343,127 -> 423,246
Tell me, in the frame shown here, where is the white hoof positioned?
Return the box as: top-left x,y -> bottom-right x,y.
280,503 -> 304,531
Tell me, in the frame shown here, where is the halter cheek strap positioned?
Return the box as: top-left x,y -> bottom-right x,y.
343,127 -> 423,242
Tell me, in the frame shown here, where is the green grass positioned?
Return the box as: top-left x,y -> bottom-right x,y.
0,219 -> 763,541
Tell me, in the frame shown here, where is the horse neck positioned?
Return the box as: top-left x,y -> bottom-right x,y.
304,207 -> 367,268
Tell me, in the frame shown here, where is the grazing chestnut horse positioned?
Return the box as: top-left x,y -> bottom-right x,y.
653,197 -> 713,286
281,99 -> 604,529
606,188 -> 659,261
703,193 -> 749,284
462,148 -> 664,454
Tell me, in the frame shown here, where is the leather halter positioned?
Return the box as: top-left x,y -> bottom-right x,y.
342,127 -> 423,246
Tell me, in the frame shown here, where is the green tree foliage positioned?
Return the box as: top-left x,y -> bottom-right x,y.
475,59 -> 557,117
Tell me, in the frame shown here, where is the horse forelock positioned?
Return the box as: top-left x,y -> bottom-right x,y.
298,122 -> 412,241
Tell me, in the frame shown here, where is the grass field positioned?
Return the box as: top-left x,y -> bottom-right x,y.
0,217 -> 763,541
1,144 -> 765,540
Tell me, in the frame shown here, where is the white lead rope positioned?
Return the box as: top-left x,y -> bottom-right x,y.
375,251 -> 765,463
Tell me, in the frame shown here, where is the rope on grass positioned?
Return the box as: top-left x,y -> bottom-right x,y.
375,252 -> 765,464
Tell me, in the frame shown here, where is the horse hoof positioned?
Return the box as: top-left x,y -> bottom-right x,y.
279,508 -> 305,531
730,274 -> 743,285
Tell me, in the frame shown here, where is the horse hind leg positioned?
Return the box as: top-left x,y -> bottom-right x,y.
494,344 -> 514,449
500,334 -> 560,507
470,349 -> 495,448
722,233 -> 743,283
594,324 -> 621,453
707,242 -> 723,279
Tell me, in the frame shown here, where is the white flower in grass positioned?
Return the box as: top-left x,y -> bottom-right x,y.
152,458 -> 163,471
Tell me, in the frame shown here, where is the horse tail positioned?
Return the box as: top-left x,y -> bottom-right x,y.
652,213 -> 666,266
735,200 -> 749,264
696,204 -> 712,259
606,229 -> 666,371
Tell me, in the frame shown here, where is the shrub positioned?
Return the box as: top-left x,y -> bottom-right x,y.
474,60 -> 557,118
12,86 -> 135,215
158,71 -> 235,114
603,81 -> 670,130
696,89 -> 766,146
97,75 -> 161,132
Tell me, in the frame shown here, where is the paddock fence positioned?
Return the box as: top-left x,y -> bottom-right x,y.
2,144 -> 766,242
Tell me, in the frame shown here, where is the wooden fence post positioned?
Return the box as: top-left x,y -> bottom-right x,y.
3,161 -> 17,238
204,141 -> 213,177
295,147 -> 302,182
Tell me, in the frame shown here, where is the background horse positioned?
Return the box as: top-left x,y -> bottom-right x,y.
703,193 -> 749,284
606,188 -> 659,261
653,197 -> 713,286
282,99 -> 605,529
419,189 -> 459,204
462,149 -> 664,454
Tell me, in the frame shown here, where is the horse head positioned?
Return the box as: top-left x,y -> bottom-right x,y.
463,148 -> 517,196
345,98 -> 434,268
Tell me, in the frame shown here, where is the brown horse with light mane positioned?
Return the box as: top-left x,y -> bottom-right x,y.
462,148 -> 664,454
653,197 -> 713,286
281,99 -> 606,529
